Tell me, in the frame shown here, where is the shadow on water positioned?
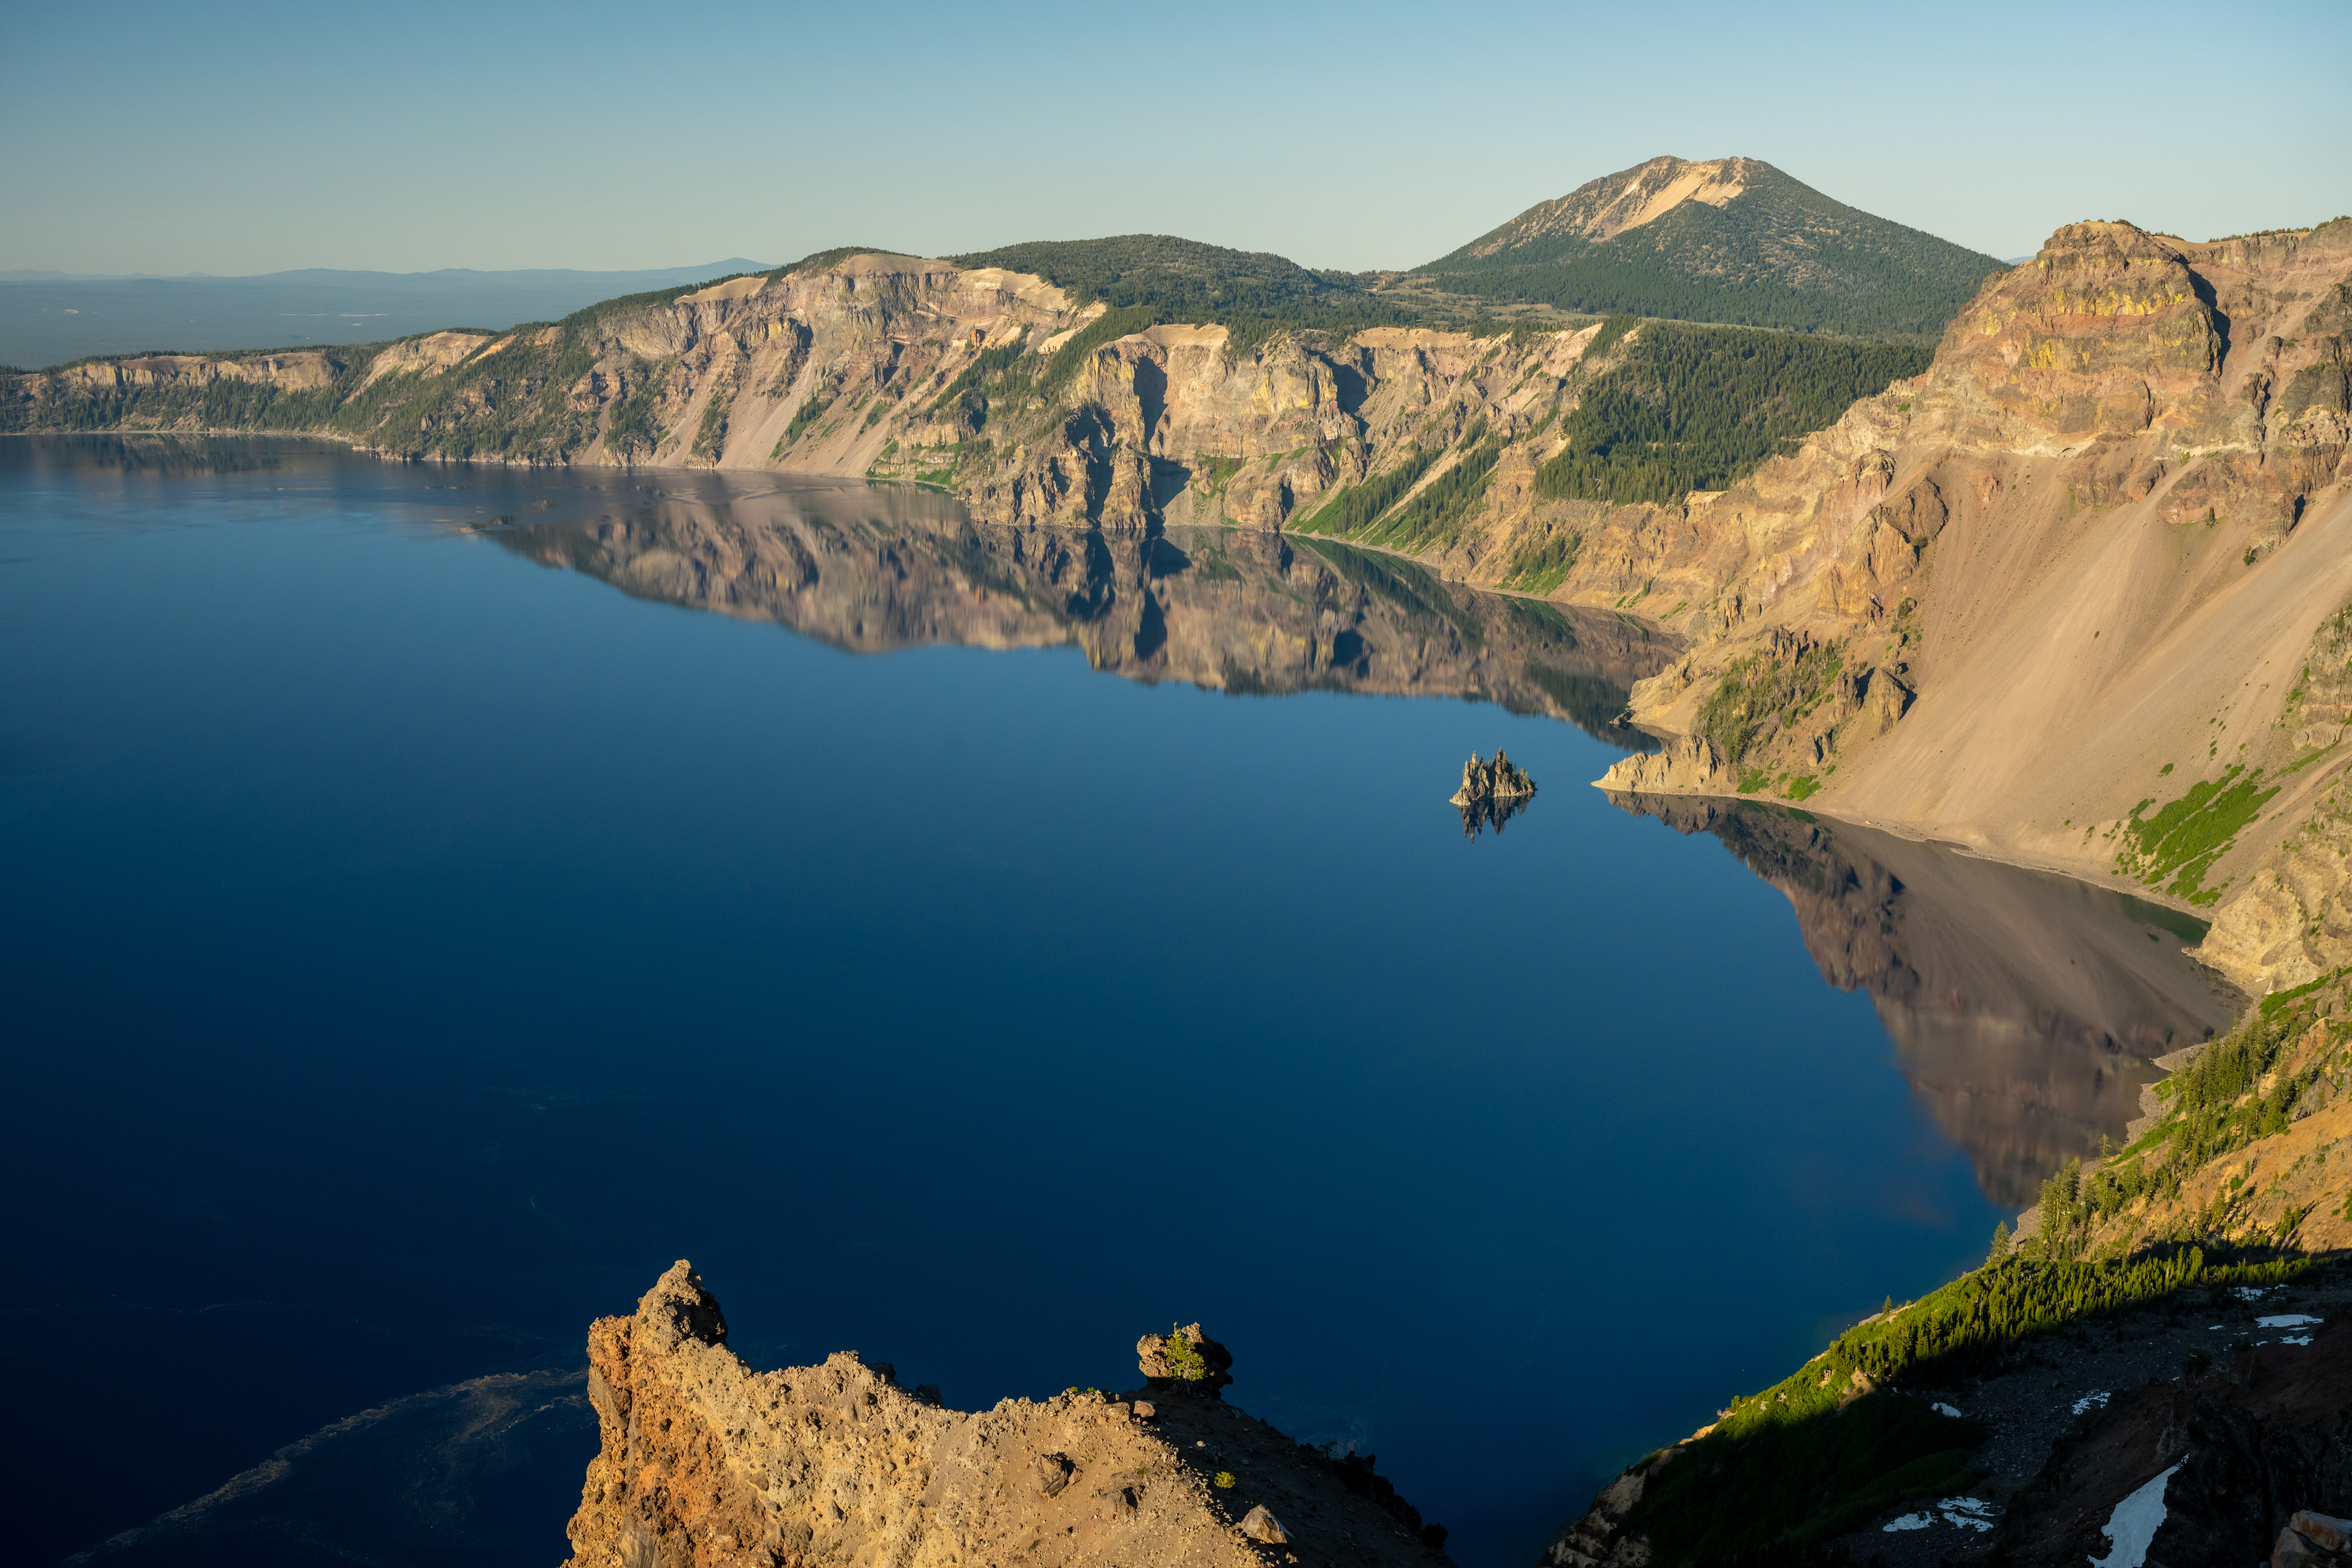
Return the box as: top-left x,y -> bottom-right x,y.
63,1371 -> 592,1568
1608,793 -> 2246,1206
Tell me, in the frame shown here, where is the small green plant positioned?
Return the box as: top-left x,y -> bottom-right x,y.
783,389 -> 835,445
1164,1325 -> 1208,1386
1213,1471 -> 1236,1489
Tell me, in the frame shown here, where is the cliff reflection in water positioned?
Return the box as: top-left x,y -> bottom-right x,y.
490,477 -> 1677,746
1611,794 -> 2244,1205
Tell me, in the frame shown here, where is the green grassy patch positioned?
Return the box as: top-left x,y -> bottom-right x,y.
1500,525 -> 1584,593
2116,764 -> 2279,904
1630,1245 -> 2307,1561
1695,642 -> 1847,766
1295,446 -> 1439,537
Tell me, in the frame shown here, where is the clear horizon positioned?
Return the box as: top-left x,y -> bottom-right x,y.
6,0 -> 2348,278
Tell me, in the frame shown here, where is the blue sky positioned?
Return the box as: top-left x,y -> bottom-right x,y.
7,0 -> 2347,276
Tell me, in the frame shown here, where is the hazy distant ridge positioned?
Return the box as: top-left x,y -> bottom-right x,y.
0,261 -> 773,369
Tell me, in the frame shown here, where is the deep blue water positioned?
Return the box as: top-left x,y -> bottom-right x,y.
0,437 -> 2220,1567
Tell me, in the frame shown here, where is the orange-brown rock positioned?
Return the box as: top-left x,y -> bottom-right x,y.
565,1262 -> 1455,1568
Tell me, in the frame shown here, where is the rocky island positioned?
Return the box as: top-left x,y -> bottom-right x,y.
1449,750 -> 1536,809
1451,749 -> 1538,837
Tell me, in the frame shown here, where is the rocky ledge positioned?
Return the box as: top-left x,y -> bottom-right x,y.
564,1262 -> 1454,1568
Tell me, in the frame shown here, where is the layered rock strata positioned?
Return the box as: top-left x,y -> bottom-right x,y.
1586,220 -> 2352,998
565,1262 -> 1454,1568
15,218 -> 2351,997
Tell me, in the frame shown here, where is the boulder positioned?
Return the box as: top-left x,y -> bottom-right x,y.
1241,1505 -> 1290,1544
1137,1323 -> 1234,1398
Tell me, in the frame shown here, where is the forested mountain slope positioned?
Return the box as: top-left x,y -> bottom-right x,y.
1420,155 -> 2008,339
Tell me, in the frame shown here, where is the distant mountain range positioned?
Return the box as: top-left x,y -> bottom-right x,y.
1,157 -> 2014,368
1416,156 -> 2009,339
0,261 -> 772,369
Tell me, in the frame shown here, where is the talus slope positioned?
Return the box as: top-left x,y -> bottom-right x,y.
1595,218 -> 2352,996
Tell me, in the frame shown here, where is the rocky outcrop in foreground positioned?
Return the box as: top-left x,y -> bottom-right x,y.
565,1262 -> 1452,1568
1544,1302 -> 2352,1568
1998,1323 -> 2352,1568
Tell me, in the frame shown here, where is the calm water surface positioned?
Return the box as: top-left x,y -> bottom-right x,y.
0,437 -> 2234,1567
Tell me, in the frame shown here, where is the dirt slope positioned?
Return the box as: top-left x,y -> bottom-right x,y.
1598,218 -> 2352,995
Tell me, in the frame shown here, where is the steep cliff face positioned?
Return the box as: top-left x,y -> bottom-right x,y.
1591,218 -> 2352,994
566,1261 -> 1453,1568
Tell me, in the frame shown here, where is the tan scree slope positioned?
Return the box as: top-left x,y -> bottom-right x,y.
1464,155 -> 1757,251
1596,219 -> 2352,994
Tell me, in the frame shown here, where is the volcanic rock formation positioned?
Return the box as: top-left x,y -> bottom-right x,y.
563,1261 -> 1454,1568
1449,748 -> 1536,808
1589,218 -> 2352,998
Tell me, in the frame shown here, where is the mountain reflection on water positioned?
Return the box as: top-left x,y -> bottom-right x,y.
494,475 -> 2241,1205
1610,794 -> 2244,1205
2,439 -> 2253,1568
490,478 -> 1673,751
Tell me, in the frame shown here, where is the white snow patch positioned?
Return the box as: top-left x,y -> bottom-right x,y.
2256,1314 -> 2322,1328
1934,1402 -> 1965,1418
2072,1390 -> 2112,1415
2235,1285 -> 2276,1301
1939,1496 -> 1996,1532
1884,1497 -> 1999,1534
2207,1324 -> 2225,1330
2282,1334 -> 2315,1346
2088,1463 -> 2181,1568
